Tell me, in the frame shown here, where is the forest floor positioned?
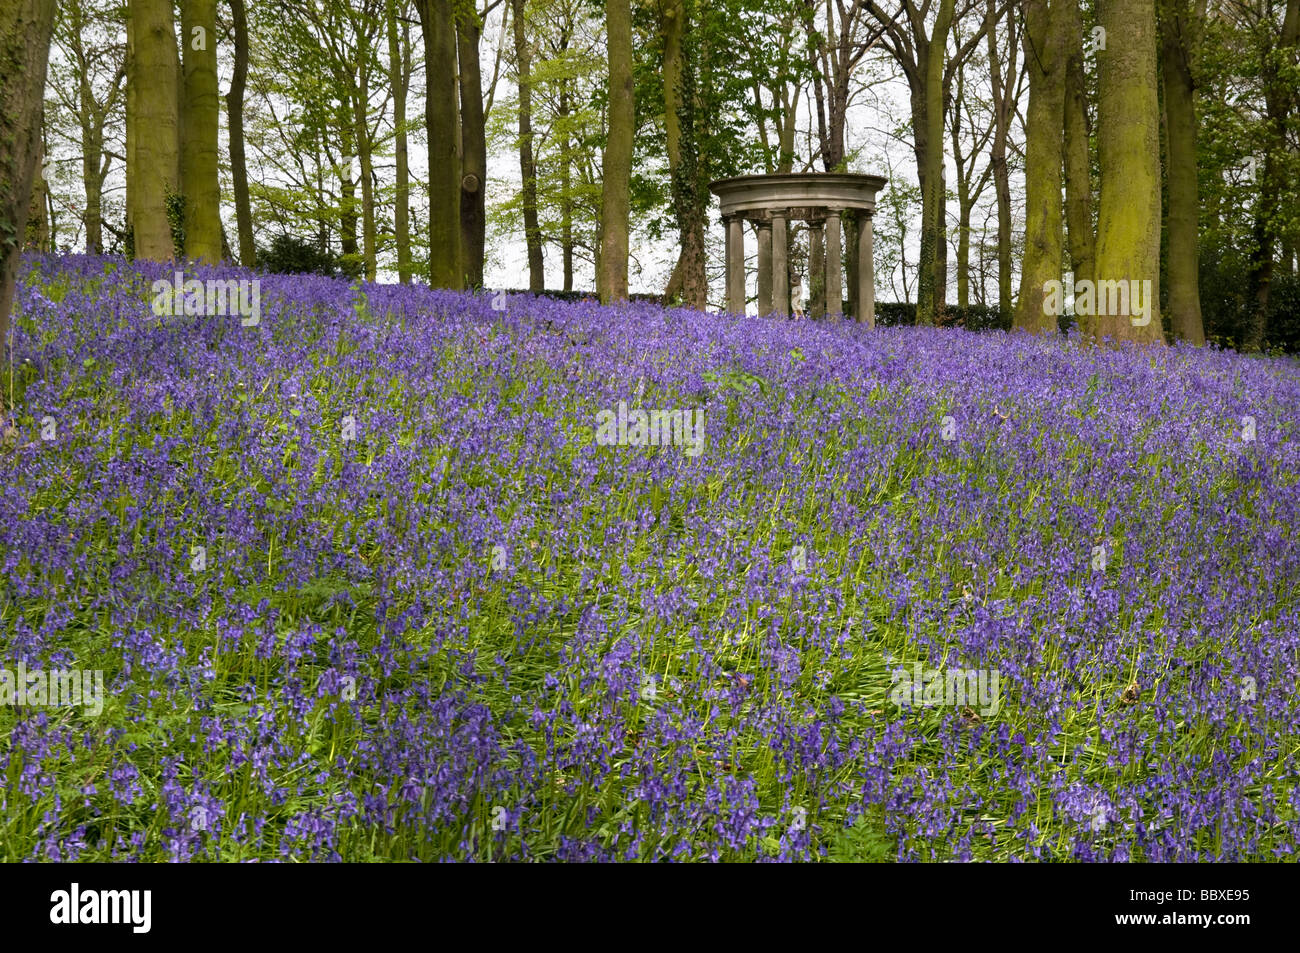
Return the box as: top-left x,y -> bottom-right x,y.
1,254 -> 1298,861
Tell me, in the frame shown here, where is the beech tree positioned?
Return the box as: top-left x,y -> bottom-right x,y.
984,0 -> 1020,318
1062,0 -> 1093,303
128,0 -> 182,262
227,0 -> 255,266
597,0 -> 633,303
0,0 -> 57,356
387,0 -> 413,283
1158,0 -> 1207,345
1013,0 -> 1064,334
419,0 -> 463,288
1093,0 -> 1164,343
181,0 -> 222,261
512,0 -> 544,291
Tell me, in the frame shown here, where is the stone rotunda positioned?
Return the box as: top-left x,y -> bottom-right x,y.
708,172 -> 887,325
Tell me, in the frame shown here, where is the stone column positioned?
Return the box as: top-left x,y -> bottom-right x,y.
726,215 -> 746,313
808,220 -> 825,318
756,220 -> 773,315
772,211 -> 788,317
856,211 -> 875,327
723,215 -> 732,309
825,211 -> 843,318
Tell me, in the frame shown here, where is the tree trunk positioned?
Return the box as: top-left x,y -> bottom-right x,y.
1245,178 -> 1274,353
1158,0 -> 1205,345
778,85 -> 796,173
353,76 -> 377,281
1063,0 -> 1094,306
1014,0 -> 1065,334
661,0 -> 706,309
598,0 -> 633,303
130,0 -> 181,262
987,0 -> 1015,318
180,0 -> 221,262
387,0 -> 412,283
1094,0 -> 1164,343
80,130 -> 103,254
226,0 -> 254,266
85,151 -> 104,254
418,0 -> 463,288
125,3 -> 137,256
914,0 -> 954,327
458,12 -> 486,289
26,130 -> 48,251
560,78 -> 573,292
947,71 -> 980,313
956,201 -> 972,310
512,0 -> 543,291
1243,0 -> 1297,352
0,0 -> 56,360
339,122 -> 358,260
936,165 -> 948,313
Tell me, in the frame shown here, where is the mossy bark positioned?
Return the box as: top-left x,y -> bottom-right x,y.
26,132 -> 49,251
180,0 -> 221,262
598,0 -> 634,303
1063,0 -> 1094,305
0,0 -> 55,358
1158,0 -> 1206,346
1094,0 -> 1165,344
1014,0 -> 1065,334
130,0 -> 181,263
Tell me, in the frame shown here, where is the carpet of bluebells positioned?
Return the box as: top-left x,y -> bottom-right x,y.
2,253 -> 1299,862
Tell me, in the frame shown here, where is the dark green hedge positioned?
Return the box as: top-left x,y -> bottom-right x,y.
501,289 -> 664,304
869,302 -> 1019,332
1200,263 -> 1300,354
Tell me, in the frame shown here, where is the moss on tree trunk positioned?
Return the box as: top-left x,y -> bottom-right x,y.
1014,0 -> 1066,334
130,0 -> 181,263
0,0 -> 56,358
181,0 -> 221,263
1094,0 -> 1165,344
